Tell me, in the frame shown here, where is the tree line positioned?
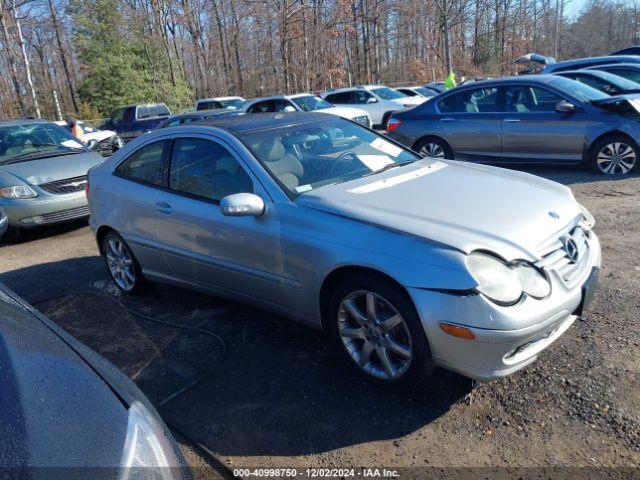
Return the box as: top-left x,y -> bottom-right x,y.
1,0 -> 639,120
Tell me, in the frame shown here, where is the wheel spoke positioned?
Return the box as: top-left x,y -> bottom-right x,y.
343,299 -> 367,326
365,293 -> 377,322
383,337 -> 411,358
342,327 -> 366,340
358,342 -> 374,367
379,314 -> 402,333
378,347 -> 396,377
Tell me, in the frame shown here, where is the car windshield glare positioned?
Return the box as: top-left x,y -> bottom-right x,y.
549,77 -> 609,101
370,87 -> 406,100
291,95 -> 333,111
240,117 -> 418,197
0,123 -> 85,162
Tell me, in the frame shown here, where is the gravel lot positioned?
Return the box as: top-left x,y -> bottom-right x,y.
1,167 -> 639,479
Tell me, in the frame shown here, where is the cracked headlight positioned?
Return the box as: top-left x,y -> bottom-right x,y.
513,263 -> 551,299
579,202 -> 595,230
467,252 -> 523,305
120,401 -> 185,479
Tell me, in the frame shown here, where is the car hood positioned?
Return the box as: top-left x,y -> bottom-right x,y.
296,159 -> 580,260
0,290 -> 128,467
85,130 -> 116,142
319,106 -> 370,119
0,151 -> 103,186
591,93 -> 640,115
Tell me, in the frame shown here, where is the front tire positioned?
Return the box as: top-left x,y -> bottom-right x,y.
328,277 -> 435,388
590,135 -> 639,175
102,231 -> 145,294
414,137 -> 453,160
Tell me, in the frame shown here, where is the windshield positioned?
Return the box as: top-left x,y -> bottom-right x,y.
240,117 -> 419,197
590,71 -> 640,90
0,123 -> 85,163
370,87 -> 406,100
219,98 -> 247,109
415,87 -> 435,97
549,77 -> 609,101
291,95 -> 333,111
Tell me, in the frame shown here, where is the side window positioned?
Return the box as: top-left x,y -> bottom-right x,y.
398,89 -> 415,96
274,100 -> 295,112
249,101 -> 274,113
438,88 -> 498,113
197,101 -> 220,111
505,86 -> 562,112
116,141 -> 167,186
183,117 -> 199,124
576,75 -> 616,94
169,138 -> 253,202
111,108 -> 125,123
353,91 -> 374,104
157,104 -> 170,116
166,119 -> 181,127
326,92 -> 349,104
610,68 -> 640,83
137,106 -> 149,119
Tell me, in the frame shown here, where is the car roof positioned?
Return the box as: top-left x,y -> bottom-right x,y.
445,74 -> 563,89
194,112 -> 331,133
543,55 -> 640,71
587,62 -> 640,69
0,118 -> 50,127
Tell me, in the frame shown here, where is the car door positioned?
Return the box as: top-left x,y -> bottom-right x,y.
500,84 -> 587,163
111,139 -> 171,271
154,134 -> 287,306
436,87 -> 502,161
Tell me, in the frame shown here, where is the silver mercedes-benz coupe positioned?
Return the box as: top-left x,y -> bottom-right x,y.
88,113 -> 601,387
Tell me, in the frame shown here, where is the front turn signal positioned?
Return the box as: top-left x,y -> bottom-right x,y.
439,323 -> 476,340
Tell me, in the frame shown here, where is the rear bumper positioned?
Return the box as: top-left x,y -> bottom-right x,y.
408,233 -> 601,381
1,192 -> 89,227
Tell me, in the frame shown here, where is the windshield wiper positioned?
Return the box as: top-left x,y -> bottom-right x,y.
363,160 -> 415,177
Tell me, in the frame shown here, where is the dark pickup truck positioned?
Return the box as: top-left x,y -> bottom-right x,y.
102,103 -> 171,142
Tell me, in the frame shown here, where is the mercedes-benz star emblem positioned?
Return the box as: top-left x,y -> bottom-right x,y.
563,237 -> 580,264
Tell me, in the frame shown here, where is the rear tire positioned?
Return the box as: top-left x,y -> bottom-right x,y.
102,231 -> 145,294
589,134 -> 639,175
328,276 -> 435,389
414,137 -> 453,160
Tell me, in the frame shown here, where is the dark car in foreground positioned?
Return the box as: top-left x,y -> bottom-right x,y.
0,282 -> 189,477
102,103 -> 171,141
387,75 -> 640,175
0,119 -> 104,229
554,69 -> 640,95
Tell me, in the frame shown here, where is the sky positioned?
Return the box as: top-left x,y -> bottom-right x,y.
564,0 -> 587,18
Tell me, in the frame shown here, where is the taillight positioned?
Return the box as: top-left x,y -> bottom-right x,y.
387,118 -> 402,132
85,177 -> 90,197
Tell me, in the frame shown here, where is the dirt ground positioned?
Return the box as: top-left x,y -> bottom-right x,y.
1,167 -> 639,479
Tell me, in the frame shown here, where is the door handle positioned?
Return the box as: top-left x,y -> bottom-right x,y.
504,118 -> 521,123
440,117 -> 455,123
155,201 -> 173,214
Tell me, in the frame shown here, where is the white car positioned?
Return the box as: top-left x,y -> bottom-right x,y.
194,96 -> 247,111
243,94 -> 372,128
395,86 -> 439,100
321,85 -> 424,128
54,120 -> 122,154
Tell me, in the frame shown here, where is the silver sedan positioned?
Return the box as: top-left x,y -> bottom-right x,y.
88,113 -> 601,387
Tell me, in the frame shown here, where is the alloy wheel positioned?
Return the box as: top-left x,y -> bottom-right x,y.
597,142 -> 636,174
106,237 -> 136,291
338,290 -> 413,380
419,142 -> 445,159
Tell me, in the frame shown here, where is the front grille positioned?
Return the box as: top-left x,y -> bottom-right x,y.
535,223 -> 592,287
39,176 -> 87,195
353,115 -> 370,127
40,205 -> 90,224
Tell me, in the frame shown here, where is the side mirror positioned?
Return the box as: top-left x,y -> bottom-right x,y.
366,97 -> 378,104
555,100 -> 576,113
220,193 -> 265,217
86,139 -> 98,150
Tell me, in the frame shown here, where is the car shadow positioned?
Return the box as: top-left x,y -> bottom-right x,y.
1,257 -> 473,457
503,164 -> 640,186
0,218 -> 89,247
